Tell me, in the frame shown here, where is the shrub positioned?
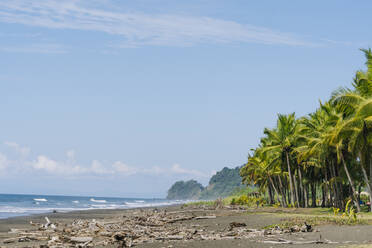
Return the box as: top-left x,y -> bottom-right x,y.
230,195 -> 266,207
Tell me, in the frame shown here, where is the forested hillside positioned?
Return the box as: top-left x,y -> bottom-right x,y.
166,180 -> 204,200
200,166 -> 244,199
166,166 -> 244,200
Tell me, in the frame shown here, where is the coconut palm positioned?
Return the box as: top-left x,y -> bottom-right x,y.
240,48 -> 372,211
260,113 -> 298,206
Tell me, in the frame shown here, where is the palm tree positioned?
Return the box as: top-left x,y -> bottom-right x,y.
333,97 -> 372,210
331,48 -> 372,210
261,113 -> 298,206
240,48 -> 372,211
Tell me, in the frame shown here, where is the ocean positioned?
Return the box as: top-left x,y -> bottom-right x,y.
0,194 -> 184,219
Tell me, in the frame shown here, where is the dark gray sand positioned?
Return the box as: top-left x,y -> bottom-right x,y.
1,206 -> 372,247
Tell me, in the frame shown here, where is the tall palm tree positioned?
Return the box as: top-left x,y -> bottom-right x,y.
261,113 -> 298,206
240,48 -> 372,211
333,97 -> 372,210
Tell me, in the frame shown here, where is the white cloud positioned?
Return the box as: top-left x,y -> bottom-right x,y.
0,43 -> 67,54
90,160 -> 113,175
32,155 -> 87,175
112,161 -> 137,175
1,143 -> 210,179
66,150 -> 75,161
4,142 -> 30,156
170,164 -> 209,178
29,155 -> 209,178
142,166 -> 164,175
32,155 -> 59,173
0,0 -> 317,47
0,153 -> 9,170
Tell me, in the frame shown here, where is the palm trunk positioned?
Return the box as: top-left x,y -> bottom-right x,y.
335,164 -> 345,210
304,184 -> 309,208
324,165 -> 331,207
268,184 -> 274,204
269,176 -> 282,206
293,174 -> 300,208
331,161 -> 341,209
298,166 -> 304,207
370,158 -> 372,194
341,153 -> 360,212
321,183 -> 326,207
360,152 -> 372,212
311,183 -> 317,207
286,151 -> 295,207
277,176 -> 287,207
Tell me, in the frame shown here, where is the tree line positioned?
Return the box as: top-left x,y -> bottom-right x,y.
240,49 -> 372,211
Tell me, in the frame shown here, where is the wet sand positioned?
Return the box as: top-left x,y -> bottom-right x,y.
1,205 -> 372,247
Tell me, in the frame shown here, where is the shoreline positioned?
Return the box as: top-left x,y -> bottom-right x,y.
0,198 -> 187,220
0,203 -> 182,227
1,204 -> 372,247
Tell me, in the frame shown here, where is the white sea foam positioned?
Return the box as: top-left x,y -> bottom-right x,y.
0,195 -> 188,219
90,204 -> 120,209
90,198 -> 107,203
0,206 -> 92,214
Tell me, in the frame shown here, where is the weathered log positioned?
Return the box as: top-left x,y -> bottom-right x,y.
195,215 -> 216,220
70,236 -> 93,243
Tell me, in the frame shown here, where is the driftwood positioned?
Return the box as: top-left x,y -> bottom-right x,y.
195,215 -> 217,220
70,236 -> 93,243
1,208 -> 320,247
166,216 -> 194,223
262,238 -> 346,245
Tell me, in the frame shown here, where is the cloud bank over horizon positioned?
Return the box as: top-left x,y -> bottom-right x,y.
0,141 -> 213,181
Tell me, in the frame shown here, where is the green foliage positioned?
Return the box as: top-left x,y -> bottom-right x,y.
239,49 -> 372,210
342,199 -> 358,223
166,180 -> 204,200
332,207 -> 340,216
230,195 -> 266,207
183,200 -> 215,207
273,202 -> 281,208
264,215 -> 365,230
230,186 -> 259,196
332,199 -> 359,224
167,166 -> 246,200
200,166 -> 244,199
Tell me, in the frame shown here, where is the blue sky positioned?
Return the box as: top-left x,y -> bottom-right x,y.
0,0 -> 370,198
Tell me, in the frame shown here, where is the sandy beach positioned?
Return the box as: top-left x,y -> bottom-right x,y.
1,205 -> 372,247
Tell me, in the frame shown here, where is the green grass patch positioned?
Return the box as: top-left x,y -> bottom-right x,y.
263,215 -> 367,230
183,200 -> 215,207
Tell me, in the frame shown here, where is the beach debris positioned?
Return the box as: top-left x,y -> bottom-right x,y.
289,224 -> 300,232
261,238 -> 349,245
3,237 -> 17,244
42,216 -> 56,230
0,206 -> 318,247
195,215 -> 217,220
70,236 -> 93,243
301,222 -> 312,232
229,222 -> 247,230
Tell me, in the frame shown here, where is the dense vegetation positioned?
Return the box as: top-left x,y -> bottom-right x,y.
240,49 -> 372,212
166,180 -> 204,200
167,166 -> 244,200
200,166 -> 244,199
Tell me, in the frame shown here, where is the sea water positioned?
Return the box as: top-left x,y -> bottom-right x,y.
0,194 -> 184,219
